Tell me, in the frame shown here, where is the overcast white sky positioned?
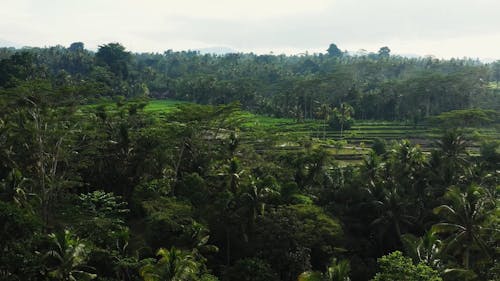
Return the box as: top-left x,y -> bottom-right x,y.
1,0 -> 500,60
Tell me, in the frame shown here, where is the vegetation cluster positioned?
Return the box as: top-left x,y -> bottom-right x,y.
0,42 -> 498,281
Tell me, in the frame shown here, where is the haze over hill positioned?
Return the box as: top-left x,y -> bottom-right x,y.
1,0 -> 500,60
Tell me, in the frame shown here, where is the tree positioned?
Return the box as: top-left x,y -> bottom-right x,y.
378,47 -> 391,58
316,103 -> 332,139
428,109 -> 498,128
401,230 -> 442,268
0,201 -> 42,280
371,251 -> 442,281
254,204 -> 343,280
0,51 -> 40,87
68,42 -> 84,52
371,138 -> 387,156
95,43 -> 131,79
331,103 -> 354,138
324,258 -> 351,281
430,130 -> 470,188
142,197 -> 197,250
44,230 -> 96,281
479,140 -> 500,168
73,190 -> 129,246
139,247 -> 200,281
432,185 -> 495,270
491,60 -> 500,87
369,186 -> 414,242
327,43 -> 343,58
239,177 -> 279,237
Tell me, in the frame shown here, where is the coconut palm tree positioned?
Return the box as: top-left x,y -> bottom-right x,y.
432,185 -> 496,270
435,130 -> 468,161
239,177 -> 279,240
401,229 -> 442,268
431,130 -> 470,187
316,103 -> 332,140
370,186 -> 415,240
140,247 -> 199,281
298,258 -> 351,281
332,103 -> 354,139
45,229 -> 96,281
324,258 -> 351,281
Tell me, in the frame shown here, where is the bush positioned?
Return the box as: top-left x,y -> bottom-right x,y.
371,251 -> 442,281
371,138 -> 387,155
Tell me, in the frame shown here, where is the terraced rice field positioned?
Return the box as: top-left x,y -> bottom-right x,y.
140,100 -> 500,164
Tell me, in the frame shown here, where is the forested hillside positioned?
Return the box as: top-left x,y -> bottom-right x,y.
1,42 -> 499,121
0,43 -> 498,281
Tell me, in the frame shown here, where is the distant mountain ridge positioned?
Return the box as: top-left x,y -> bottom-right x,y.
196,46 -> 239,55
0,38 -> 21,48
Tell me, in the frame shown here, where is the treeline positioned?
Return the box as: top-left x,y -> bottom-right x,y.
1,42 -> 499,121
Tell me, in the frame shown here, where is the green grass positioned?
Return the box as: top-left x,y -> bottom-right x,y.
144,99 -> 187,113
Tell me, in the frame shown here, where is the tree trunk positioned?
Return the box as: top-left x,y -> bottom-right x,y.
226,228 -> 231,266
323,118 -> 327,140
463,247 -> 470,269
172,140 -> 187,196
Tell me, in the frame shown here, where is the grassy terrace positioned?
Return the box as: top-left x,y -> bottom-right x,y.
95,100 -> 498,164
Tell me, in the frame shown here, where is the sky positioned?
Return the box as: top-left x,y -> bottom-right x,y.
1,0 -> 500,60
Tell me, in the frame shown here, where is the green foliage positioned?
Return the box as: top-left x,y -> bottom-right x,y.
224,258 -> 279,281
432,185 -> 496,271
324,258 -> 351,281
330,103 -> 355,136
298,271 -> 324,281
0,201 -> 43,280
254,204 -> 343,280
371,138 -> 387,155
327,43 -> 343,58
72,191 -> 129,246
378,47 -> 391,58
95,43 -> 131,79
428,109 -> 498,128
139,247 -> 205,281
479,140 -> 500,166
44,229 -> 97,281
143,197 -> 199,250
401,230 -> 442,268
0,201 -> 40,245
371,251 -> 442,281
0,44 -> 499,281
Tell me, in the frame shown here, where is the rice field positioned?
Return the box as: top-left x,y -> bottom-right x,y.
121,100 -> 500,163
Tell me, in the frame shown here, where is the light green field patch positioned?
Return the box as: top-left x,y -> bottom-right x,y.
144,99 -> 187,113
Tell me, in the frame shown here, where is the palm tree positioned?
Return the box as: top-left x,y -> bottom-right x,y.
317,103 -> 332,140
401,229 -> 442,268
431,130 -> 470,186
324,258 -> 351,281
332,103 -> 354,139
45,230 -> 96,281
140,247 -> 199,281
239,177 -> 279,240
435,130 -> 468,160
298,258 -> 351,281
389,140 -> 426,183
370,187 -> 415,240
432,185 -> 495,269
221,157 -> 244,195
